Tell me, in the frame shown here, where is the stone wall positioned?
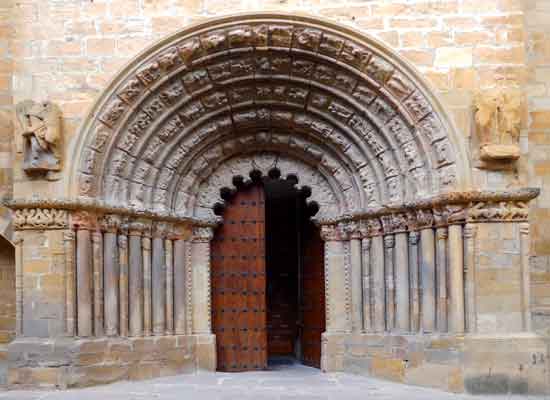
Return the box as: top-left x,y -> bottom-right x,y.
525,0 -> 550,332
0,236 -> 14,344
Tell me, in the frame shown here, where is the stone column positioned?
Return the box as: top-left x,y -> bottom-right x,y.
418,211 -> 436,333
14,233 -> 24,336
174,237 -> 188,335
165,237 -> 174,335
368,219 -> 385,333
383,235 -> 395,331
75,213 -> 96,337
361,235 -> 372,332
118,222 -> 129,337
128,221 -> 146,337
394,228 -> 410,332
320,224 -> 348,372
519,223 -> 531,332
345,222 -> 363,333
101,215 -> 120,336
91,229 -> 104,337
191,227 -> 214,334
448,224 -> 465,334
142,224 -> 152,336
191,226 -> 216,371
152,222 -> 167,336
408,231 -> 420,332
435,227 -> 448,333
463,224 -> 477,333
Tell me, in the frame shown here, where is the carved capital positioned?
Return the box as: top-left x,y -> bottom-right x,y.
100,214 -> 122,233
366,218 -> 383,237
416,209 -> 434,229
436,227 -> 448,240
152,221 -> 172,238
71,211 -> 98,230
341,220 -> 362,240
14,208 -> 69,230
192,226 -> 214,242
128,220 -> 152,236
320,224 -> 343,241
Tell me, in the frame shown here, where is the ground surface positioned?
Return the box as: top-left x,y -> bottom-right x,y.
0,362 -> 539,399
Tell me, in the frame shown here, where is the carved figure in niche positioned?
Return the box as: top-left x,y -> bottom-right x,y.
474,88 -> 521,162
16,100 -> 61,173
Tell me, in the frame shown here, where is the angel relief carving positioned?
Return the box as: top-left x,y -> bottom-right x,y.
474,88 -> 521,163
16,100 -> 62,174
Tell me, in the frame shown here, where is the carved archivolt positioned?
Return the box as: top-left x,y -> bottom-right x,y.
69,13 -> 470,220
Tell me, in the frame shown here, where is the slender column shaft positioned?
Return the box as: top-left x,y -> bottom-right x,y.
76,228 -> 93,337
63,230 -> 76,336
350,237 -> 363,332
191,228 -> 214,335
464,224 -> 477,333
448,224 -> 465,333
361,238 -> 372,332
420,228 -> 436,332
15,234 -> 24,336
384,235 -> 395,331
152,235 -> 166,335
165,239 -> 174,334
519,223 -> 532,332
174,239 -> 187,334
394,232 -> 410,332
436,227 -> 448,332
408,232 -> 421,332
118,232 -> 129,337
371,235 -> 385,332
324,239 -> 350,333
143,234 -> 152,336
129,232 -> 144,336
92,231 -> 104,337
104,231 -> 119,336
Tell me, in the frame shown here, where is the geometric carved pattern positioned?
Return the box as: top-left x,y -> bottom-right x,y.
71,13 -> 470,220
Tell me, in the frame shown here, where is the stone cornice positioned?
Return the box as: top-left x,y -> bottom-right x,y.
4,197 -> 220,228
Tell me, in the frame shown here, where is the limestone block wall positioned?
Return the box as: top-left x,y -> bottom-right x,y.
0,236 -> 15,344
525,0 -> 550,332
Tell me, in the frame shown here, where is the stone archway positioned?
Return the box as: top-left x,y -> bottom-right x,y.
6,13 -> 546,394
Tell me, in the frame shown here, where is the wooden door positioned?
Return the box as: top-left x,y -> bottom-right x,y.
300,222 -> 325,368
211,185 -> 267,372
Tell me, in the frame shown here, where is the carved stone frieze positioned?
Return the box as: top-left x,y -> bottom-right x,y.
192,226 -> 214,242
14,208 -> 69,230
468,200 -> 529,222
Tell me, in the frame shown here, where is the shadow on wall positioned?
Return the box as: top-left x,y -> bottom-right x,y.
0,235 -> 15,344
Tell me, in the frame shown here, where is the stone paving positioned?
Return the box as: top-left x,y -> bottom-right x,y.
0,363 -> 539,400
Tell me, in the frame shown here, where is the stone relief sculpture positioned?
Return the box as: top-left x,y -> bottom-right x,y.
474,88 -> 521,163
16,100 -> 61,173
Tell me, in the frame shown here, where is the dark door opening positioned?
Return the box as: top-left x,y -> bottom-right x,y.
211,177 -> 325,372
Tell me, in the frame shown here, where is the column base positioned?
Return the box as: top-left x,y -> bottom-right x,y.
321,332 -> 346,372
340,332 -> 550,395
7,335 -> 197,388
194,334 -> 216,372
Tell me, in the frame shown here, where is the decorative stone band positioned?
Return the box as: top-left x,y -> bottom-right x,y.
314,188 -> 539,229
4,197 -> 218,231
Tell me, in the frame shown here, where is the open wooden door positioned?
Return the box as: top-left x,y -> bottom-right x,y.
300,222 -> 325,368
211,185 -> 267,371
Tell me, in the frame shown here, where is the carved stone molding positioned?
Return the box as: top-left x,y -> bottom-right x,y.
14,208 -> 69,230
70,13 -> 471,218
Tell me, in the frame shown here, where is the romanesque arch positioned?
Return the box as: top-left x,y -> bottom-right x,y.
68,13 -> 471,222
